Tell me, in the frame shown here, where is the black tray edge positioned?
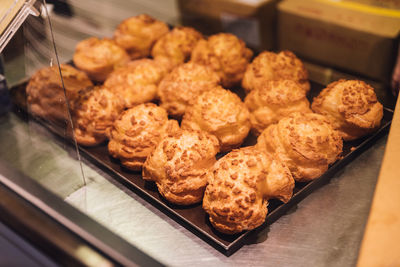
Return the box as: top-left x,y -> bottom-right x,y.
8,83 -> 393,256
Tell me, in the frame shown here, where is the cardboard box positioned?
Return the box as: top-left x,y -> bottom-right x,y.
178,0 -> 279,50
278,0 -> 400,84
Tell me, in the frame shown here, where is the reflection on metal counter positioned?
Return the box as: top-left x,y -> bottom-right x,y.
0,57 -> 11,116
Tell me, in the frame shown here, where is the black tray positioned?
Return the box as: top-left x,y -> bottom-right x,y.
10,81 -> 393,256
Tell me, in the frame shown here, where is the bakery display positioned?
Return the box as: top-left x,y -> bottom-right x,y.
157,62 -> 221,117
21,13 -> 390,244
26,64 -> 93,122
73,37 -> 130,82
142,130 -> 219,205
256,112 -> 343,182
151,26 -> 203,69
311,79 -> 383,141
181,86 -> 251,152
72,86 -> 124,146
114,14 -> 169,59
190,33 -> 253,88
104,59 -> 168,108
242,50 -> 310,93
203,146 -> 294,234
108,103 -> 180,171
244,79 -> 311,135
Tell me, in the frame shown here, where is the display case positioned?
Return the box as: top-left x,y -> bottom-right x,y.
0,0 -> 398,265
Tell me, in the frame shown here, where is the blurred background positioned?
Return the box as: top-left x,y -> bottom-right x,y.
2,0 -> 399,105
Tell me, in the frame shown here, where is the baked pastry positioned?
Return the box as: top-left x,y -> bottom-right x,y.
114,14 -> 169,59
311,80 -> 383,140
26,64 -> 93,122
181,86 -> 251,152
104,59 -> 168,108
73,37 -> 130,82
244,80 -> 311,135
157,62 -> 221,117
203,146 -> 294,234
191,33 -> 253,88
242,50 -> 310,93
72,86 -> 124,146
256,112 -> 343,182
108,103 -> 180,171
151,26 -> 203,69
142,130 -> 219,205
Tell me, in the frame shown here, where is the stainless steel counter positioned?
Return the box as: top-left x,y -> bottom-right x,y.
0,2 -> 391,263
0,112 -> 387,266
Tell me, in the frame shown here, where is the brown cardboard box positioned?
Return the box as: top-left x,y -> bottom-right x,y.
178,0 -> 279,50
278,0 -> 400,84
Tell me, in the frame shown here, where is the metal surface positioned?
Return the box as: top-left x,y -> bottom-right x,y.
0,172 -> 103,266
61,108 -> 392,256
0,1 -> 393,263
0,221 -> 57,266
67,133 -> 389,267
8,80 -> 393,255
0,158 -> 163,267
0,111 -> 389,266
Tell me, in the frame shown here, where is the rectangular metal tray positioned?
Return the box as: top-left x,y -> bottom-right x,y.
10,81 -> 393,256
